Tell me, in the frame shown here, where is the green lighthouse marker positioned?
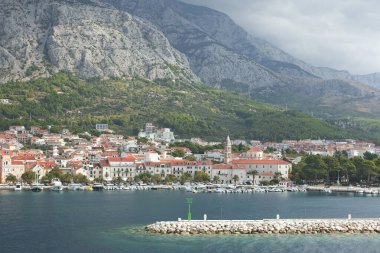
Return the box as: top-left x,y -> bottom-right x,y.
186,197 -> 193,221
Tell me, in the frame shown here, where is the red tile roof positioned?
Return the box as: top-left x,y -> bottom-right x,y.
232,159 -> 290,165
249,147 -> 263,152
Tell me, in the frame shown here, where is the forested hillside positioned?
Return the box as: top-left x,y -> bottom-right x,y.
0,73 -> 371,141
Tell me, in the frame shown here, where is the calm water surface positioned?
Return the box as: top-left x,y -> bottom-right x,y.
1,190 -> 380,253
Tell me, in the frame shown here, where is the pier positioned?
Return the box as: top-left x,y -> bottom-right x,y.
146,218 -> 380,235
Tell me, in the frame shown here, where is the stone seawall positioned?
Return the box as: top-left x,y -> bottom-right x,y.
145,219 -> 380,235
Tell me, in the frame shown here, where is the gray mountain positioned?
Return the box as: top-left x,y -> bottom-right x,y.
103,0 -> 380,116
1,0 -> 379,117
353,73 -> 380,89
0,0 -> 198,84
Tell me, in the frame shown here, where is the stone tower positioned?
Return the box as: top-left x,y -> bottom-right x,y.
225,135 -> 232,164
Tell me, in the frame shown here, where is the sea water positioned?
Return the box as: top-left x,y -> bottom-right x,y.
1,190 -> 380,253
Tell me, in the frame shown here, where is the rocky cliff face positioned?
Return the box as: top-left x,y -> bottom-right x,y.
0,0 -> 198,83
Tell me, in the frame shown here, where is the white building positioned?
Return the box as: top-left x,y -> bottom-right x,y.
100,157 -> 136,181
156,128 -> 175,142
95,124 -> 109,131
211,164 -> 247,184
242,147 -> 264,159
232,159 -> 291,185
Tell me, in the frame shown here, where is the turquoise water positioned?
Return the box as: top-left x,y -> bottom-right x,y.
1,190 -> 380,253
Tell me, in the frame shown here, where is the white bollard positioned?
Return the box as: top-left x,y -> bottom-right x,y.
178,218 -> 182,221
348,214 -> 351,220
204,214 -> 207,221
276,214 -> 280,220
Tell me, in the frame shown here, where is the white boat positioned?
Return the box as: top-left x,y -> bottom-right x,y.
356,189 -> 364,194
31,184 -> 43,192
105,183 -> 117,190
323,188 -> 332,193
14,183 -> 22,191
68,183 -> 81,191
92,183 -> 104,191
31,170 -> 43,192
51,178 -> 63,191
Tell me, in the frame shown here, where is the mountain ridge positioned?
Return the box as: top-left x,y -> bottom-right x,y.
1,0 -> 380,139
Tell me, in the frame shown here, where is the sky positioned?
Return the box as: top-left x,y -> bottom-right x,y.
181,0 -> 380,75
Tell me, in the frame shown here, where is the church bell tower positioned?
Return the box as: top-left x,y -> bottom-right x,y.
225,135 -> 232,164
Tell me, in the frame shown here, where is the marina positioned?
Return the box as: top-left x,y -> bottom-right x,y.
2,183 -> 380,196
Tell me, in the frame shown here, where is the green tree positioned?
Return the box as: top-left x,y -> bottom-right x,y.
93,176 -> 104,183
137,137 -> 149,145
274,172 -> 282,181
363,151 -> 378,161
232,175 -> 239,185
180,172 -> 192,184
73,173 -> 88,183
151,174 -> 162,184
247,170 -> 258,185
172,149 -> 185,157
212,175 -> 220,184
165,174 -> 177,184
185,155 -> 196,161
302,155 -> 328,184
363,160 -> 377,184
46,168 -> 63,180
194,171 -> 210,182
6,174 -> 17,184
135,172 -> 152,184
112,176 -> 124,185
60,173 -> 73,184
322,156 -> 342,184
21,171 -> 35,184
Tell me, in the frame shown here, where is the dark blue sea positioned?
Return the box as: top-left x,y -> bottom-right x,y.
1,190 -> 380,253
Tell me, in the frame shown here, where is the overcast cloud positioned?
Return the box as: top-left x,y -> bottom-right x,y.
181,0 -> 380,74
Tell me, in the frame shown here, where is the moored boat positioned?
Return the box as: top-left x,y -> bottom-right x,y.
31,170 -> 43,192
92,183 -> 104,191
51,178 -> 63,191
14,183 -> 22,191
31,184 -> 43,192
68,183 -> 81,191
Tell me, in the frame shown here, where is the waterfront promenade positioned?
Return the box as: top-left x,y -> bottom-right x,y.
146,218 -> 380,235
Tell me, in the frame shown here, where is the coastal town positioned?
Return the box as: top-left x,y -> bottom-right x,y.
0,122 -> 378,189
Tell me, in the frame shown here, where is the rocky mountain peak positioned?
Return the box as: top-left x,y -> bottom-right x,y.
0,0 -> 198,83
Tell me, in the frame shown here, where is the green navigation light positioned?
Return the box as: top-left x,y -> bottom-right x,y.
186,197 -> 193,221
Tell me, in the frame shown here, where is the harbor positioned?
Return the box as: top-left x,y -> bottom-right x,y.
2,182 -> 380,195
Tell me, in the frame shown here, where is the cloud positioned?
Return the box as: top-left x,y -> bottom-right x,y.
180,0 -> 380,74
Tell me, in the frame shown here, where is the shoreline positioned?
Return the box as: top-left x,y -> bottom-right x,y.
145,219 -> 380,235
1,184 -> 379,194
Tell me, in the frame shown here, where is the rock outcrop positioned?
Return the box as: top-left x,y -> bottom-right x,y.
0,0 -> 198,83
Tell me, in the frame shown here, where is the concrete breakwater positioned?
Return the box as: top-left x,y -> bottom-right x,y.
145,219 -> 380,235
